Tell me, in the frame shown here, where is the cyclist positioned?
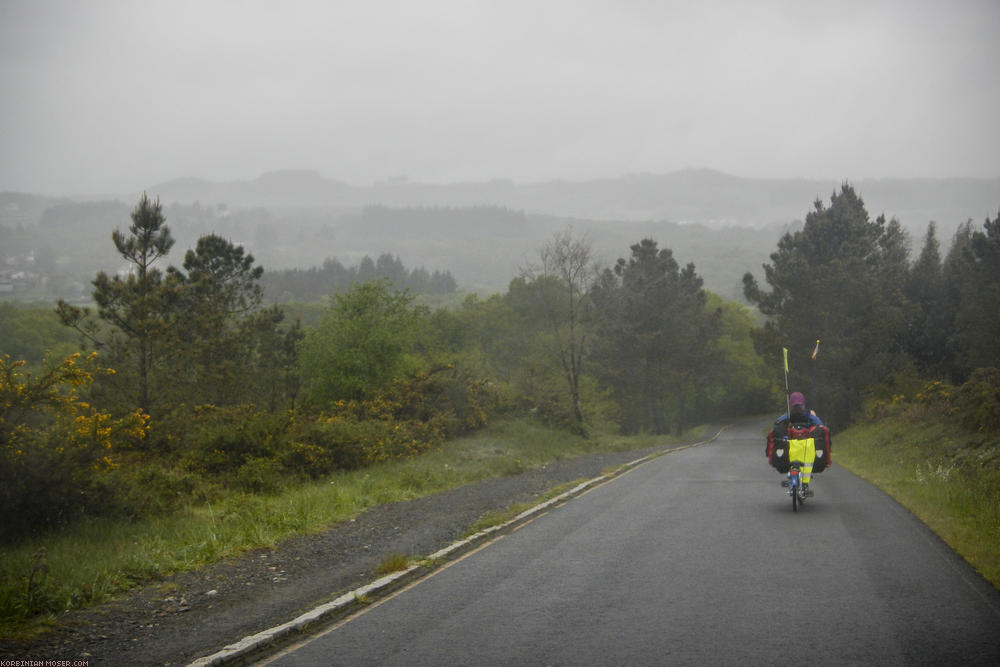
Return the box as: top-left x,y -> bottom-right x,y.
772,392 -> 823,495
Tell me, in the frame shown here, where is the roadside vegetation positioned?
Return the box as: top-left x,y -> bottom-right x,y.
834,370 -> 1000,588
0,418 -> 693,638
1,186 -> 997,634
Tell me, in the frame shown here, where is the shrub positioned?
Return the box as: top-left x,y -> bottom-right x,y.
179,405 -> 292,475
234,456 -> 287,494
348,366 -> 505,438
112,462 -> 216,516
952,367 -> 1000,432
288,415 -> 436,474
287,418 -> 370,475
0,354 -> 149,541
282,367 -> 505,479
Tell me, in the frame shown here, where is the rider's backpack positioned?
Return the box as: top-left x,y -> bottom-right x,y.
767,421 -> 832,474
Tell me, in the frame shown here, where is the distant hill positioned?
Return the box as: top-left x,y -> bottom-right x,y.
146,169 -> 1000,233
3,170 -> 997,302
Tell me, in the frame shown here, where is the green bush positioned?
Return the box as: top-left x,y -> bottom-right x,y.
288,417 -> 393,475
352,366 -> 506,438
282,368 -> 505,478
235,456 -> 287,493
113,462 -> 215,516
179,405 -> 292,475
952,367 -> 1000,432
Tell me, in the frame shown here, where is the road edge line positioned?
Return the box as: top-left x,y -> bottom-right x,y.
187,425 -> 728,666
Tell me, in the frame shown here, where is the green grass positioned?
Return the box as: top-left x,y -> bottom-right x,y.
0,417 -> 700,638
835,418 -> 1000,589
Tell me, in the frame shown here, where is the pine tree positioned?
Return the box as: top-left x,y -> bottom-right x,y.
59,194 -> 175,413
591,238 -> 719,433
948,212 -> 1000,377
743,184 -> 912,424
904,222 -> 952,376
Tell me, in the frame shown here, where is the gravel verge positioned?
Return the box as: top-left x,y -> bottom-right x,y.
1,443 -> 676,666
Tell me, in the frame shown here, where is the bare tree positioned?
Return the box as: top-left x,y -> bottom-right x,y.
521,227 -> 602,431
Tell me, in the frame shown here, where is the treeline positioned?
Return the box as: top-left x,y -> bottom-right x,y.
744,185 -> 999,425
260,253 -> 457,302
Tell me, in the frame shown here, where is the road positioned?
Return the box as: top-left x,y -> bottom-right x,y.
258,419 -> 1000,666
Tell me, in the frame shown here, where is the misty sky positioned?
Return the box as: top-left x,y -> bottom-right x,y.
2,0 -> 998,196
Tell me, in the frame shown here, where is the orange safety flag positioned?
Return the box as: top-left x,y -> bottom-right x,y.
811,340 -> 820,360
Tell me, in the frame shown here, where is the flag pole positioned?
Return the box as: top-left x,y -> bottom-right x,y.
809,339 -> 820,414
783,347 -> 790,417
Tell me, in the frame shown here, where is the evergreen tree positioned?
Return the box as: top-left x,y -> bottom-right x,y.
375,253 -> 407,287
356,255 -> 377,283
165,234 -> 267,405
941,222 -> 975,381
58,211 -> 298,415
904,222 -> 952,376
948,212 -> 1000,377
743,185 -> 912,424
429,270 -> 457,294
591,238 -> 719,433
58,194 -> 175,413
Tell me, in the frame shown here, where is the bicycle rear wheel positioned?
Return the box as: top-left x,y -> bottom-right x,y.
792,483 -> 798,512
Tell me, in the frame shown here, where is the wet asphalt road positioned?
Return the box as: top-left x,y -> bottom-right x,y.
259,419 -> 1000,666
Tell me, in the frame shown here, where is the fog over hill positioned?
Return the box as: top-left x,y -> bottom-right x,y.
3,170 -> 998,302
145,169 -> 1000,232
138,169 -> 999,298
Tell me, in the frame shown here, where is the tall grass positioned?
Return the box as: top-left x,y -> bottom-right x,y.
835,419 -> 1000,589
1,418 -> 696,637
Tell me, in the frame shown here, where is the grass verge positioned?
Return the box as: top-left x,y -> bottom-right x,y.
835,418 -> 1000,589
0,417 -> 702,639
463,478 -> 590,536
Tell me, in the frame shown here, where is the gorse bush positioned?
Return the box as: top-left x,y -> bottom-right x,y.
342,366 -> 503,436
289,417 -> 377,474
179,405 -> 293,475
288,367 -> 505,475
0,352 -> 504,545
0,354 -> 149,541
865,370 -> 1000,436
